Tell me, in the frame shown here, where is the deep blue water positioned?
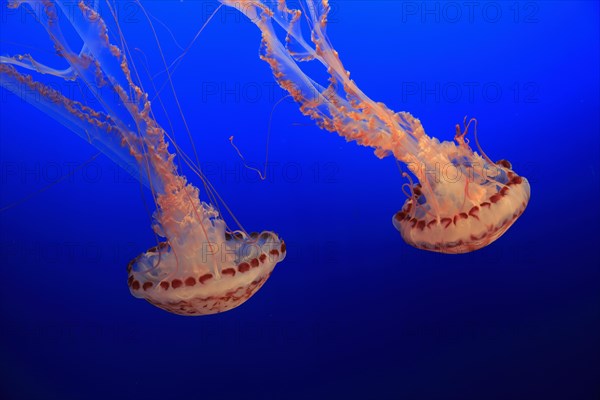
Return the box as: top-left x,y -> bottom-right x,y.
0,1 -> 599,399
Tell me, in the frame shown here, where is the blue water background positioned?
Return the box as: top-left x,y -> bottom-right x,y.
1,1 -> 598,399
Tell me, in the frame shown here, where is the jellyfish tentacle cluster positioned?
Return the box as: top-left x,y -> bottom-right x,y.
1,0 -> 285,315
219,0 -> 530,253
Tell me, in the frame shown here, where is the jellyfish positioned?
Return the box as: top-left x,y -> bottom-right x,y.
0,0 -> 286,315
219,0 -> 530,254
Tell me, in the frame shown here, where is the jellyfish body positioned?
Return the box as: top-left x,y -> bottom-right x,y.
219,0 -> 530,253
0,0 -> 285,314
390,133 -> 530,253
128,229 -> 285,315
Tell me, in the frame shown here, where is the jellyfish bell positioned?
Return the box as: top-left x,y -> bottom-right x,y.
125,175 -> 286,315
393,172 -> 530,254
219,0 -> 530,253
391,122 -> 530,253
123,183 -> 286,315
390,119 -> 531,253
128,223 -> 286,315
1,0 -> 285,315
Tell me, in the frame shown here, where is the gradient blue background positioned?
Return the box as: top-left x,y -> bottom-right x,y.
1,1 -> 599,399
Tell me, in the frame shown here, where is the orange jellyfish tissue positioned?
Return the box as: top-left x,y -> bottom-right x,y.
219,0 -> 531,254
0,0 -> 286,315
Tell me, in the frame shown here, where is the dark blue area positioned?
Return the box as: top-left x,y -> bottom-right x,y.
0,1 -> 598,399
